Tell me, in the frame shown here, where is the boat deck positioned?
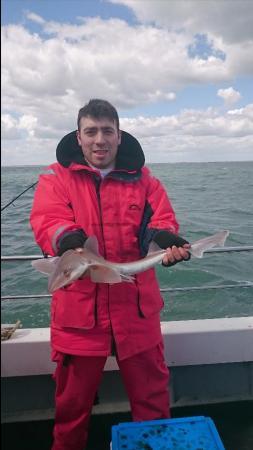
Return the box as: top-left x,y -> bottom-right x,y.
2,401 -> 252,450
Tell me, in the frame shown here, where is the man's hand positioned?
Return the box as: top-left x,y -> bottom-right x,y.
57,230 -> 87,256
162,243 -> 191,266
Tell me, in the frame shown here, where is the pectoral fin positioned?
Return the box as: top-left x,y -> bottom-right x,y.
89,265 -> 123,284
32,257 -> 59,275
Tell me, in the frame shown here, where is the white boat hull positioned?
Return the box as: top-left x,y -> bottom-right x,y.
1,317 -> 253,423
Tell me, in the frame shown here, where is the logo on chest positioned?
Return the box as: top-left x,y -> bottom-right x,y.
129,204 -> 141,211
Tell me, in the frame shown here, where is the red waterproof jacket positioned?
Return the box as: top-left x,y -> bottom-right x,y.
30,131 -> 179,360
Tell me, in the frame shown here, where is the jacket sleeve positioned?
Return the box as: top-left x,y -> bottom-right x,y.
30,166 -> 84,256
139,169 -> 180,255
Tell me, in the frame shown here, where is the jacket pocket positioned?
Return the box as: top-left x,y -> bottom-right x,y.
52,279 -> 97,329
136,269 -> 164,318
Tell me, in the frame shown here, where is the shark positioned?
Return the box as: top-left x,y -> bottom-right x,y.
32,230 -> 229,293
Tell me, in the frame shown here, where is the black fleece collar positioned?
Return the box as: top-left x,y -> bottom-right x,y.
56,130 -> 145,171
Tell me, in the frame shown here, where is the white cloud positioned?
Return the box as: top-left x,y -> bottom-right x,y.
1,17 -> 248,132
26,12 -> 46,25
110,0 -> 253,44
1,6 -> 253,165
109,1 -> 253,78
1,114 -> 20,139
3,9 -> 252,109
1,113 -> 38,139
2,104 -> 253,165
121,104 -> 253,139
118,104 -> 253,163
217,87 -> 241,107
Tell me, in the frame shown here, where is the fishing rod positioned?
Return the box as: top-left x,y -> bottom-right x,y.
1,181 -> 38,212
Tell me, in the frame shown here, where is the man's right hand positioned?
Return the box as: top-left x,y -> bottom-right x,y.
57,230 -> 87,256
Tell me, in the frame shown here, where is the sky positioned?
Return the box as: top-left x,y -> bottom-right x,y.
1,0 -> 253,165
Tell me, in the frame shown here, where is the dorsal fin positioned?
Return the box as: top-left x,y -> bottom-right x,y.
83,236 -> 100,255
190,230 -> 229,258
147,240 -> 162,255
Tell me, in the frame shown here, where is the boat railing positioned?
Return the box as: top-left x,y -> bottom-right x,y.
2,245 -> 253,262
1,245 -> 253,300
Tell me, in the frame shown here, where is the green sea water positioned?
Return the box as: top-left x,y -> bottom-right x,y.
1,162 -> 253,327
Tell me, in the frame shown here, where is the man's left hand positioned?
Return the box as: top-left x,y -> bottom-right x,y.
162,243 -> 191,266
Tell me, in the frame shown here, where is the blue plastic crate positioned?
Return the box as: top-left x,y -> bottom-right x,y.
111,416 -> 225,450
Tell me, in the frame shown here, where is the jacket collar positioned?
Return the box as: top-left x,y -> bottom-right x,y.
56,130 -> 145,172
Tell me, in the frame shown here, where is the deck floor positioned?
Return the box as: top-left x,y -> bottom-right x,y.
2,401 -> 253,450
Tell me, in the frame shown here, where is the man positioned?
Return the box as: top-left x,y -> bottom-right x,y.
30,99 -> 190,450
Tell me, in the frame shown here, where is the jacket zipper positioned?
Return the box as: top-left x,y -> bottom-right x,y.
94,175 -> 116,351
94,176 -> 107,258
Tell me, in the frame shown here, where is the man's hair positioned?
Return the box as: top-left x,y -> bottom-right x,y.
77,99 -> 120,131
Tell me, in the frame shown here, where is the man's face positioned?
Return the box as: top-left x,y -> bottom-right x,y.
77,116 -> 121,169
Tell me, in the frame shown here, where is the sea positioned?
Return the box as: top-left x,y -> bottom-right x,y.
1,162 -> 253,328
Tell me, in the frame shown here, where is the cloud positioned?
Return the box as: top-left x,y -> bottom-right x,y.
1,114 -> 37,139
1,6 -> 253,165
2,104 -> 253,165
118,104 -> 253,162
109,0 -> 253,44
26,12 -> 46,25
2,15 -> 249,128
1,114 -> 21,140
217,87 -> 241,106
108,1 -> 253,78
3,19 -> 188,121
121,104 -> 253,139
